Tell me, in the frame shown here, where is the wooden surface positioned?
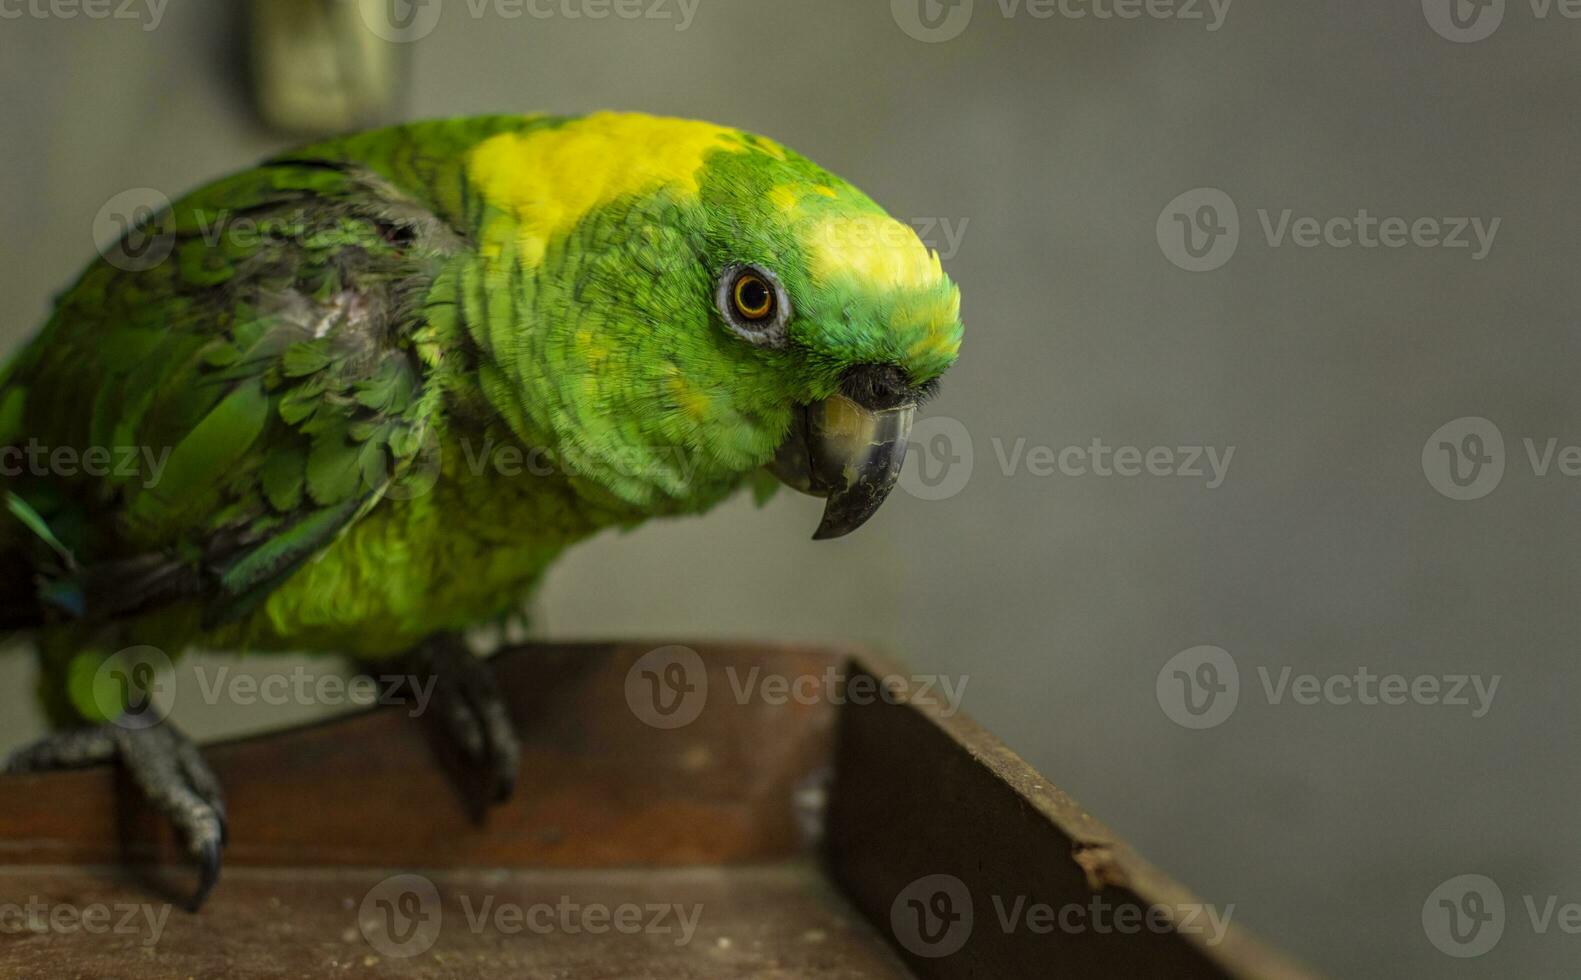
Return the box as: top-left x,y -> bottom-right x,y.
0,640 -> 1315,978
0,641 -> 838,873
0,863 -> 912,979
825,653 -> 1318,980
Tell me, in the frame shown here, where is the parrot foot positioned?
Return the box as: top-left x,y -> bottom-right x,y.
5,719 -> 226,912
400,635 -> 521,811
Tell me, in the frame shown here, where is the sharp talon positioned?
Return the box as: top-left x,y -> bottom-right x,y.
13,719 -> 228,909
190,838 -> 222,913
403,635 -> 523,811
492,768 -> 516,805
486,719 -> 520,805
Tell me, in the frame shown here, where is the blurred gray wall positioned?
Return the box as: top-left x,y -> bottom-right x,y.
3,2 -> 1579,976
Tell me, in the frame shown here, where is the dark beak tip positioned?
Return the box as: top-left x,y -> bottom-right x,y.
810,473 -> 902,541
810,521 -> 853,541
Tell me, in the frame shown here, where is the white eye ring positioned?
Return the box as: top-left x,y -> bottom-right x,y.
716,263 -> 791,348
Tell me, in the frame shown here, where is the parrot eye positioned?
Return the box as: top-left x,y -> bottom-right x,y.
734,274 -> 774,321
717,264 -> 790,347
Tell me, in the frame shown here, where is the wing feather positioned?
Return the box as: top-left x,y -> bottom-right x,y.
0,158 -> 465,631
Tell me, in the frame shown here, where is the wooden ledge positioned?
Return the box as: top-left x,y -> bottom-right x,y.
0,641 -> 837,871
0,640 -> 1317,979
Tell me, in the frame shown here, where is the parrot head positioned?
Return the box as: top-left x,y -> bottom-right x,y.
460,113 -> 963,537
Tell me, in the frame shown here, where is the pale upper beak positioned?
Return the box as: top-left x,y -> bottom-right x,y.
768,378 -> 918,540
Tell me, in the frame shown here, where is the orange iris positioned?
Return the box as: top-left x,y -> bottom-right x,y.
732,273 -> 775,321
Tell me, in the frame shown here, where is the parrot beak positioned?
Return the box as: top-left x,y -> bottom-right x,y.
768,393 -> 916,540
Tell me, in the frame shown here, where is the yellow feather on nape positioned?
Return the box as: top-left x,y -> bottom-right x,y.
465,112 -> 740,269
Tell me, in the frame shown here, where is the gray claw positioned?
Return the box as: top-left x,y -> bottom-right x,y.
7,720 -> 227,911
192,838 -> 223,913
405,635 -> 522,809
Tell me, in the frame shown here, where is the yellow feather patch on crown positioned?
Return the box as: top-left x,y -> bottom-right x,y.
805,214 -> 948,294
804,212 -> 962,370
467,112 -> 739,267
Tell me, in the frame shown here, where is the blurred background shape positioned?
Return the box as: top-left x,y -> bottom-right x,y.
250,0 -> 407,133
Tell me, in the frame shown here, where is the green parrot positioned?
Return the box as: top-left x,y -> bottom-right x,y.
0,111 -> 963,907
